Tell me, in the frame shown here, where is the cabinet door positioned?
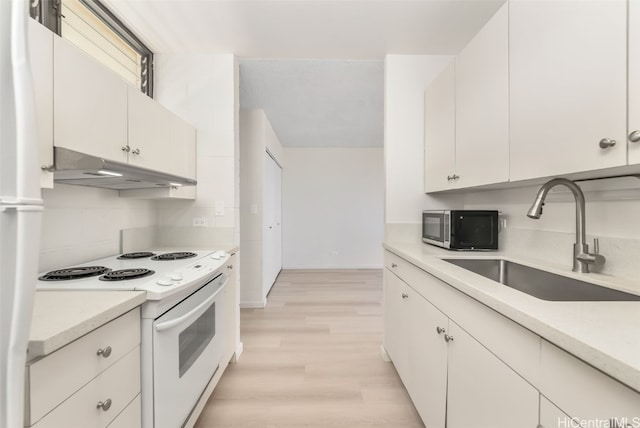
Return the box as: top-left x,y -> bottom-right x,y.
510,0 -> 627,180
539,395 -> 571,428
224,254 -> 240,362
383,270 -> 409,381
127,86 -> 172,172
28,19 -> 54,188
169,115 -> 196,179
424,59 -> 456,192
630,0 -> 640,164
455,3 -> 509,188
262,152 -> 281,298
446,322 -> 539,428
407,290 -> 448,428
53,37 -> 127,162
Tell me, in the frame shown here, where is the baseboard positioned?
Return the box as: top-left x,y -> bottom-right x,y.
240,300 -> 266,308
380,345 -> 391,362
281,264 -> 383,270
232,341 -> 244,363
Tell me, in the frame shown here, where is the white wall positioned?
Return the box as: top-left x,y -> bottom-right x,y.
39,185 -> 156,271
282,147 -> 384,269
384,55 -> 463,237
154,54 -> 240,247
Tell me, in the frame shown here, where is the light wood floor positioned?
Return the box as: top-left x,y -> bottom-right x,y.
194,269 -> 424,428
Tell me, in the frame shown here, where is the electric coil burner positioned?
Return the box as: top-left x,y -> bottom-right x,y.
99,268 -> 155,281
39,266 -> 111,281
151,252 -> 197,261
118,252 -> 156,259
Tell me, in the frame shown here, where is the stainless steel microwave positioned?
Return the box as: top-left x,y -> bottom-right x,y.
422,210 -> 499,250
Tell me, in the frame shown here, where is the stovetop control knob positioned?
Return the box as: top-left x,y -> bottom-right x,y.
170,272 -> 183,281
156,276 -> 173,286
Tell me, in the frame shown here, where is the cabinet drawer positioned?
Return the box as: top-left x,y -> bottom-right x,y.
106,394 -> 140,428
27,308 -> 140,424
34,346 -> 140,428
540,340 -> 640,421
384,250 -> 414,282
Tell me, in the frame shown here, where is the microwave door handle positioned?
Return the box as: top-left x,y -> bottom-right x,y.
155,278 -> 228,332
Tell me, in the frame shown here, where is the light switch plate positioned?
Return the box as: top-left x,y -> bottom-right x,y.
215,201 -> 224,216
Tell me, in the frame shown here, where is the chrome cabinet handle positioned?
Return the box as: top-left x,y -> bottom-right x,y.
391,263 -> 397,268
121,146 -> 130,152
401,293 -> 408,299
96,399 -> 112,411
444,334 -> 454,343
131,148 -> 140,155
96,346 -> 112,358
436,326 -> 445,335
599,138 -> 616,148
41,164 -> 54,172
227,264 -> 233,270
447,174 -> 460,181
629,130 -> 640,143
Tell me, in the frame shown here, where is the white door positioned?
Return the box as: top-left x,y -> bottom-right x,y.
446,321 -> 539,428
455,2 -> 509,188
424,59 -> 456,193
262,152 -> 282,298
53,36 -> 128,162
509,0 -> 627,180
629,0 -> 640,164
407,290 -> 448,428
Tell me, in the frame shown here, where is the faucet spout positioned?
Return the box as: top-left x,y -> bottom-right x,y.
527,178 -> 596,273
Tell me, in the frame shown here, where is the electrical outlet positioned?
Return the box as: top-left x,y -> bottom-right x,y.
192,217 -> 208,227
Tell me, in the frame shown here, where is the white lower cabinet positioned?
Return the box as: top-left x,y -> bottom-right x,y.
406,284 -> 448,428
446,321 -> 538,428
385,266 -> 537,428
25,308 -> 141,428
383,250 -> 640,428
539,396 -> 571,428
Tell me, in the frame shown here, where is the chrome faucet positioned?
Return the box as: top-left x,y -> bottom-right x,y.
527,178 -> 601,273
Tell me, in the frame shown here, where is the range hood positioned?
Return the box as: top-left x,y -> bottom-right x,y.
51,147 -> 197,190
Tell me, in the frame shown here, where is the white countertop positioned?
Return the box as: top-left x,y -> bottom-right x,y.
383,241 -> 640,393
28,290 -> 146,361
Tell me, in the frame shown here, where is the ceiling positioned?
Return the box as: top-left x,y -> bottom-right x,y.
240,59 -> 383,147
103,0 -> 505,147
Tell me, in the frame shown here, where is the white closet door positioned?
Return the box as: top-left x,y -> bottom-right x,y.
263,152 -> 282,299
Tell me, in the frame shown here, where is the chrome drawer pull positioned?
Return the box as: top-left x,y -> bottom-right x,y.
444,334 -> 454,343
96,399 -> 112,411
436,326 -> 446,335
96,346 -> 112,358
391,263 -> 397,268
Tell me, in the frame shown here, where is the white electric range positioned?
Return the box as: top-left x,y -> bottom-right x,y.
37,250 -> 230,428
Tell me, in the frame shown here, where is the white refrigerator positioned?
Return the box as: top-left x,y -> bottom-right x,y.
0,1 -> 43,427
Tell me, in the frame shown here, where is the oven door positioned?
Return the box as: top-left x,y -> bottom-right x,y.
422,211 -> 449,248
152,273 -> 227,428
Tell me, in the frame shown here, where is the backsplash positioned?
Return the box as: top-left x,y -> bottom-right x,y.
39,184 -> 156,272
386,179 -> 640,282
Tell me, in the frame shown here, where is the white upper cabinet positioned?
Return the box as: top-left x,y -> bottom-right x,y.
629,0 -> 640,164
509,0 -> 627,181
28,20 -> 54,188
455,2 -> 509,188
169,115 -> 197,180
127,86 -> 172,172
424,60 -> 456,193
53,36 -> 128,163
423,3 -> 508,193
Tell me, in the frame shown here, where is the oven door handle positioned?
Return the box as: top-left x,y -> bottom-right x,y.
154,281 -> 226,332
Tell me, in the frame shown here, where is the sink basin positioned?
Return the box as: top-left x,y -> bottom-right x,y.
442,258 -> 640,302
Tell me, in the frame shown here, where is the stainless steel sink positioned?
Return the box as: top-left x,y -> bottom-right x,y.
442,258 -> 640,302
